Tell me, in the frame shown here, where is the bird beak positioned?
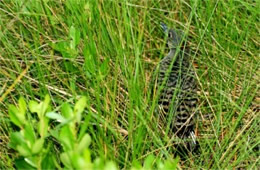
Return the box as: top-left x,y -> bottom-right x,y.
160,22 -> 168,33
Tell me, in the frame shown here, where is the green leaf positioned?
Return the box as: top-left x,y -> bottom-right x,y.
163,157 -> 179,170
41,150 -> 56,169
18,97 -> 27,116
100,57 -> 109,76
14,157 -> 36,170
143,155 -> 155,170
59,126 -> 75,151
71,153 -> 86,169
8,105 -> 23,127
38,117 -> 49,138
28,100 -> 40,116
77,133 -> 91,152
69,25 -> 80,50
32,138 -> 44,154
74,96 -> 87,123
17,145 -> 31,157
104,161 -> 117,170
52,41 -> 72,58
131,160 -> 142,170
61,103 -> 74,119
93,158 -> 105,170
9,132 -> 32,157
46,112 -> 66,123
24,157 -> 37,168
51,25 -> 80,60
9,132 -> 25,149
49,129 -> 59,140
60,152 -> 73,168
83,45 -> 96,76
42,95 -> 51,116
156,159 -> 164,170
24,123 -> 36,147
83,148 -> 91,163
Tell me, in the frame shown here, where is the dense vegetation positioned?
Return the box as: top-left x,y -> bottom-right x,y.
0,0 -> 259,169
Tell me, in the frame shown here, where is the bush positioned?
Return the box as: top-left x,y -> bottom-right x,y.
8,95 -> 179,169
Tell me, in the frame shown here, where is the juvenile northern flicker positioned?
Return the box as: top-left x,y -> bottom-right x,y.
152,23 -> 198,150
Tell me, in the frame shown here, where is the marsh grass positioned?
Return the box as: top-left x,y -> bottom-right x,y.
0,0 -> 259,169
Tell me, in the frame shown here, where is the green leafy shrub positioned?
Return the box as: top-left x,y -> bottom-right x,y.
8,95 -> 178,169
8,95 -> 54,169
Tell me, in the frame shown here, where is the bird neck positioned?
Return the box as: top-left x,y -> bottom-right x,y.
164,48 -> 179,62
167,48 -> 177,59
164,47 -> 190,66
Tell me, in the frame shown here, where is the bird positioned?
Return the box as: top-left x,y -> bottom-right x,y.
152,23 -> 198,152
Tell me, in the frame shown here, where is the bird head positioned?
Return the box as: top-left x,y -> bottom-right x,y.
160,22 -> 183,49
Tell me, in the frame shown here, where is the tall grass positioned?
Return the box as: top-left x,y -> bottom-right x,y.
0,0 -> 259,169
